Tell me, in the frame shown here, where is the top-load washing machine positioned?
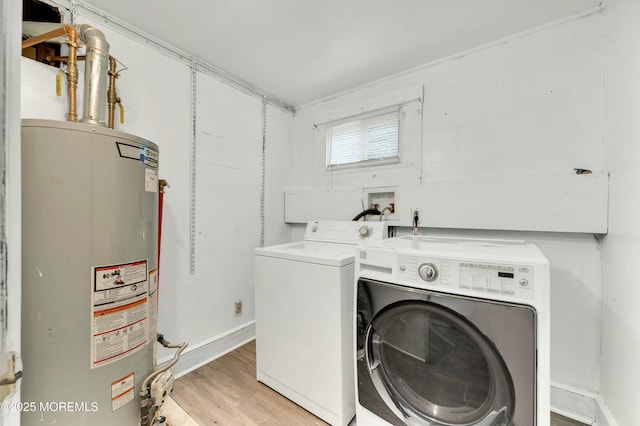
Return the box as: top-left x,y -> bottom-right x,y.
354,235 -> 549,426
254,220 -> 387,426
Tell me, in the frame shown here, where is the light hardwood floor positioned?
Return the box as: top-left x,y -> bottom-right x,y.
171,340 -> 325,425
171,340 -> 586,426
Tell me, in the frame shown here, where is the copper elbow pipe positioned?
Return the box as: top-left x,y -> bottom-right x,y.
21,25 -> 72,49
22,25 -> 79,122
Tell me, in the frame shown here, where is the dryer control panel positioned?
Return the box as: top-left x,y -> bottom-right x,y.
398,255 -> 535,301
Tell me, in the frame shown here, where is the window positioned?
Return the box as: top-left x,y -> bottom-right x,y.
326,110 -> 400,169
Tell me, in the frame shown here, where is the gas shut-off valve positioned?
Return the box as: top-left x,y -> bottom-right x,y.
150,371 -> 175,408
140,334 -> 188,426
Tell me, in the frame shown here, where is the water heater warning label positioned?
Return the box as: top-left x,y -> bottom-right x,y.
145,168 -> 158,193
111,372 -> 135,411
91,260 -> 149,369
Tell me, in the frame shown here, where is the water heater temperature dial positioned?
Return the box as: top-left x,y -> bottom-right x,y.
418,262 -> 438,282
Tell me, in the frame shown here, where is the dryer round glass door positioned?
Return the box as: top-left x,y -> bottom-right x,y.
364,301 -> 515,425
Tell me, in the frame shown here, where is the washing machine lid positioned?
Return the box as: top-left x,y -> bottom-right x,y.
254,241 -> 356,267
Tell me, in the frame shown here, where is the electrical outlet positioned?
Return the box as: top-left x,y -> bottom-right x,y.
234,300 -> 243,317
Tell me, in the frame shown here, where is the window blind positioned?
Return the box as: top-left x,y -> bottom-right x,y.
327,110 -> 400,169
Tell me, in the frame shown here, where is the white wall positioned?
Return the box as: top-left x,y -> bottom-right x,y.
292,11 -> 606,421
264,105 -> 295,246
294,14 -> 604,191
19,7 -> 294,372
289,11 -> 607,234
192,70 -> 262,341
600,0 -> 640,424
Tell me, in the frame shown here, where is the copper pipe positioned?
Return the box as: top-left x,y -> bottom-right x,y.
44,55 -> 86,63
22,25 -> 79,122
107,56 -> 118,129
21,26 -> 69,49
66,27 -> 79,122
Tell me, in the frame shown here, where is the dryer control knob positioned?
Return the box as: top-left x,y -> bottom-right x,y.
418,263 -> 438,282
359,225 -> 371,238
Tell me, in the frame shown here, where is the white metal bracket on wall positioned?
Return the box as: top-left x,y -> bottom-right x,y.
260,97 -> 267,248
189,62 -> 197,274
69,0 -> 77,23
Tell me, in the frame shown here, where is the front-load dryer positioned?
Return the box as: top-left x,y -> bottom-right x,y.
254,220 -> 387,426
354,235 -> 549,426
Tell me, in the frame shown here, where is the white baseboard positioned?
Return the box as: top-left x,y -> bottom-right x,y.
551,382 -> 596,424
551,382 -> 619,426
158,321 -> 256,378
593,394 -> 617,426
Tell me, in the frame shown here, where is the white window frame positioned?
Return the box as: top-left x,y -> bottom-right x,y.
325,108 -> 402,171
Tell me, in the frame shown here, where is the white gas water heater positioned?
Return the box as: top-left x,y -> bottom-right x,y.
20,22 -> 185,426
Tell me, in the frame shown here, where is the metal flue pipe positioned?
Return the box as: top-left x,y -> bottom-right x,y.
76,24 -> 110,126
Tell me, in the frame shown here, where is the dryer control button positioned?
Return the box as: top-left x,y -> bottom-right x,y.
519,279 -> 529,287
418,263 -> 438,282
399,265 -> 406,272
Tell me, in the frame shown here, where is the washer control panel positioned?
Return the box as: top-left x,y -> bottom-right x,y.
418,262 -> 438,282
305,220 -> 387,243
398,255 -> 534,300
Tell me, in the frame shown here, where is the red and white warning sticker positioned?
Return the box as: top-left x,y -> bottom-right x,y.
91,260 -> 149,369
94,260 -> 147,292
111,372 -> 135,411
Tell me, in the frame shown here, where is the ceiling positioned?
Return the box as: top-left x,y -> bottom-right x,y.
81,0 -> 603,107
